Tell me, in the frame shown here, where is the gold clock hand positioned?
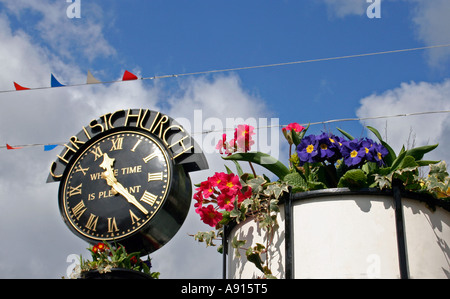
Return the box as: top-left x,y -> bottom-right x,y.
100,153 -> 149,214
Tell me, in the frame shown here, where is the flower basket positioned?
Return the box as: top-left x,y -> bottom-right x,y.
226,188 -> 450,279
191,122 -> 450,279
80,268 -> 154,279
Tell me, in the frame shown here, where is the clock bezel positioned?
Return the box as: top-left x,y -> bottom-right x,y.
58,126 -> 191,253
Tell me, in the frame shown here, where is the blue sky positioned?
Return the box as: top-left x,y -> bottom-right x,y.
0,0 -> 449,278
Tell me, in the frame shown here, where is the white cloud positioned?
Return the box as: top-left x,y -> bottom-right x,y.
410,0 -> 450,67
0,0 -> 115,62
356,79 -> 450,164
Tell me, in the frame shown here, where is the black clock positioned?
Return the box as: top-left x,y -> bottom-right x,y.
58,127 -> 193,253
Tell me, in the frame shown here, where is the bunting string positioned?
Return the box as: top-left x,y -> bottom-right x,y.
1,43 -> 450,94
2,109 -> 449,151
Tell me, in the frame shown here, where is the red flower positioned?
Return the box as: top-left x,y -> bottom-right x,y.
198,204 -> 223,227
96,242 -> 108,252
130,256 -> 138,265
282,122 -> 305,145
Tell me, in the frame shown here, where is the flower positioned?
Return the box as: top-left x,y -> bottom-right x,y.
67,241 -> 160,279
341,140 -> 366,166
198,204 -> 223,227
296,135 -> 319,165
282,122 -> 305,145
234,124 -> 255,152
192,121 -> 448,279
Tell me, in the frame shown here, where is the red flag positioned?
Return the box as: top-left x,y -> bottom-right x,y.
122,70 -> 138,81
14,82 -> 30,91
6,144 -> 23,150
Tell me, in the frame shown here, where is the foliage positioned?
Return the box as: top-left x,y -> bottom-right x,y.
66,241 -> 160,279
192,122 -> 449,278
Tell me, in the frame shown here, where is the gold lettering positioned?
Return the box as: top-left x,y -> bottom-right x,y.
69,136 -> 85,151
68,183 -> 82,197
108,110 -> 125,129
169,135 -> 194,159
74,164 -> 89,176
49,162 -> 63,179
143,152 -> 158,163
151,115 -> 169,138
110,137 -> 124,151
125,109 -> 143,127
72,200 -> 86,220
148,172 -> 163,181
89,119 -> 104,133
107,217 -> 119,233
85,213 -> 99,231
57,144 -> 77,164
162,125 -> 184,146
140,191 -> 158,206
131,139 -> 142,152
90,145 -> 103,161
129,209 -> 141,224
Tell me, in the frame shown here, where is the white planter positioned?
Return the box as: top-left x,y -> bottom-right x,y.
226,188 -> 450,279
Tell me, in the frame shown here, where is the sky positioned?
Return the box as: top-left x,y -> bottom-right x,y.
0,0 -> 449,279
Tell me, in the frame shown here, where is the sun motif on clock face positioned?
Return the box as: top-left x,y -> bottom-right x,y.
60,129 -> 172,241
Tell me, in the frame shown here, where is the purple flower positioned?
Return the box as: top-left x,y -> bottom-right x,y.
317,132 -> 344,162
370,143 -> 389,166
341,140 -> 365,166
296,135 -> 319,165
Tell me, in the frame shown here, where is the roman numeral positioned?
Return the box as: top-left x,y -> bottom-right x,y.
148,172 -> 163,181
71,200 -> 86,220
85,213 -> 99,231
131,139 -> 142,152
74,164 -> 89,175
68,183 -> 82,197
90,145 -> 103,161
143,152 -> 158,163
129,209 -> 141,225
110,137 -> 124,151
140,190 -> 158,206
107,217 -> 119,233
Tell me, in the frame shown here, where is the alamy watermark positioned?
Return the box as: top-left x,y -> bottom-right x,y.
66,0 -> 81,19
367,0 -> 381,19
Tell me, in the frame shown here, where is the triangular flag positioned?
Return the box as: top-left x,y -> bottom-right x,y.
14,82 -> 30,91
86,70 -> 101,84
51,73 -> 65,87
6,144 -> 23,150
44,144 -> 59,151
122,70 -> 138,81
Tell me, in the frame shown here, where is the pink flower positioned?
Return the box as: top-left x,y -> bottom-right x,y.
234,124 -> 255,152
217,193 -> 235,211
198,204 -> 223,227
282,122 -> 305,145
217,173 -> 242,193
193,191 -> 204,213
196,179 -> 215,198
237,186 -> 252,204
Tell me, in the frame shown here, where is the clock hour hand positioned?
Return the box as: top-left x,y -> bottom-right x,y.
100,153 -> 149,215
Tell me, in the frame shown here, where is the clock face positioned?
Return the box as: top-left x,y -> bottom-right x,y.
59,129 -> 172,242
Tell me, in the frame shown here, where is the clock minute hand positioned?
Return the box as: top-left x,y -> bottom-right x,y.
100,153 -> 149,215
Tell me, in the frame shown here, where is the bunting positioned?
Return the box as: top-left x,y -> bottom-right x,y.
122,70 -> 138,81
14,82 -> 29,91
6,144 -> 23,150
51,74 -> 65,87
86,70 -> 100,84
2,44 -> 450,94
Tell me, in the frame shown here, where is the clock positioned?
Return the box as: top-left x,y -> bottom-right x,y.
49,109 -> 208,254
58,126 -> 192,253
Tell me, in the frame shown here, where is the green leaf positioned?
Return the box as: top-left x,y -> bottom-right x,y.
337,127 -> 355,140
404,144 -> 438,161
223,152 -> 290,180
293,123 -> 310,146
337,169 -> 368,189
366,126 -> 397,166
